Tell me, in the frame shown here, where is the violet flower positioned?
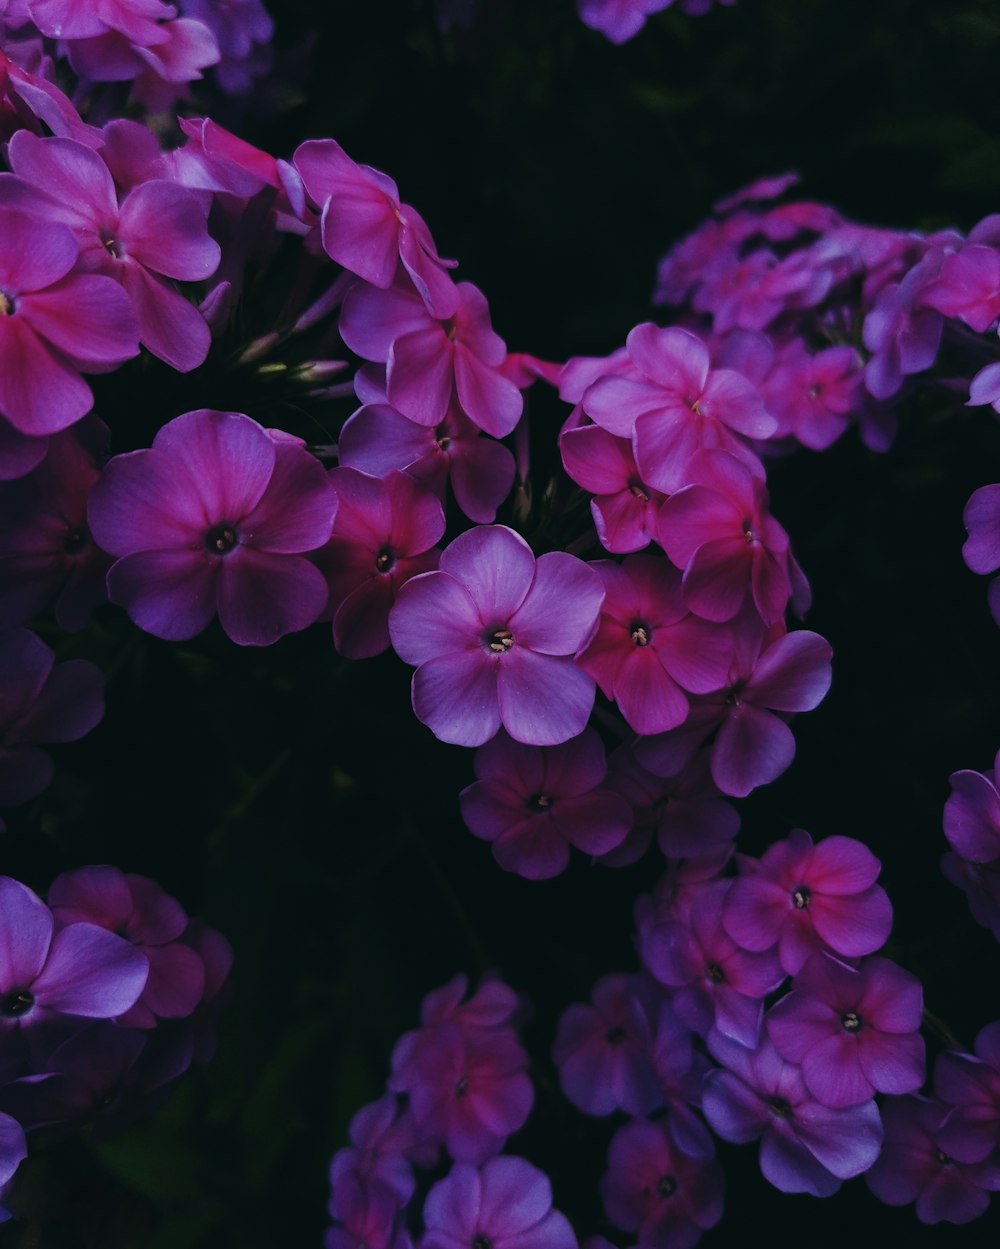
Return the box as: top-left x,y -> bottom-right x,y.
0,627 -> 104,807
866,1095 -> 1000,1223
0,417 -> 111,631
962,485 -> 1000,625
0,206 -> 139,437
48,866 -> 206,1029
88,410 -> 336,646
459,729 -> 631,879
389,525 -> 603,747
766,952 -> 925,1108
552,974 -> 663,1117
314,467 -> 444,660
599,1117 -> 723,1249
722,829 -> 893,975
703,1028 -> 883,1196
933,1021 -> 1000,1165
0,876 -> 147,1030
421,1156 -> 576,1249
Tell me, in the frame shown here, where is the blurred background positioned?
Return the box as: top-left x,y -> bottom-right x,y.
5,1 -> 1000,1244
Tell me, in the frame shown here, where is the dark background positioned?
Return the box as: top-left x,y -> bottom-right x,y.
5,0 -> 1000,1244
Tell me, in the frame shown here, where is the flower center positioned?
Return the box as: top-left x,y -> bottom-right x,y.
486,628 -> 514,653
205,524 -> 239,555
767,1095 -> 792,1119
471,1237 -> 491,1249
936,1149 -> 954,1166
375,548 -> 394,573
63,526 -> 88,555
1,989 -> 34,1018
528,793 -> 552,811
841,1011 -> 862,1032
629,480 -> 649,501
706,962 -> 725,984
792,885 -> 811,909
454,1074 -> 469,1098
0,291 -> 11,316
102,232 -> 124,259
743,517 -> 755,544
630,621 -> 651,647
656,1174 -> 678,1199
605,1024 -> 627,1044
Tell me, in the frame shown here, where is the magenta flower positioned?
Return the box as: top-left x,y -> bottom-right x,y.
329,1096 -> 420,1210
581,324 -> 773,493
866,1095 -> 1000,1224
389,976 -> 533,1165
0,418 -> 111,631
723,829 -> 893,975
552,974 -> 663,1117
934,1022 -> 1000,1166
559,420 -> 664,553
422,1156 -> 576,1249
314,468 -> 444,660
48,866 -> 206,1029
294,139 -> 457,318
599,1117 -> 723,1249
640,879 -> 785,1047
0,875 -> 147,1030
459,729 -> 631,878
340,276 -> 523,437
919,244 -> 1000,332
657,450 -> 791,625
88,410 -> 336,646
766,952 -> 925,1108
962,485 -> 1000,625
576,0 -> 674,44
389,525 -> 603,747
703,1029 -> 883,1197
339,401 -> 515,525
0,131 -> 220,371
0,627 -> 104,806
602,745 -> 739,864
578,554 -> 733,735
762,344 -> 861,451
862,248 -> 945,400
0,207 -> 139,437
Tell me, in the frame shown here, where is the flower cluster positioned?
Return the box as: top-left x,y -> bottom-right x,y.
0,868 -> 230,1216
326,975 -> 573,1249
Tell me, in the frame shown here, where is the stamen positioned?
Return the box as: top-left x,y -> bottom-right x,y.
656,1174 -> 677,1198
488,628 -> 514,653
631,623 -> 651,647
841,1011 -> 862,1032
792,886 -> 811,910
375,548 -> 394,572
1,989 -> 34,1017
706,962 -> 725,984
205,524 -> 239,554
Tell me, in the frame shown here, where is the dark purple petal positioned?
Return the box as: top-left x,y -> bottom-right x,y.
32,923 -> 148,1018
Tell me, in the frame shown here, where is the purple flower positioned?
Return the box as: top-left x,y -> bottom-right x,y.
962,485 -> 1000,625
919,244 -> 1000,332
389,525 -> 603,747
703,1028 -> 883,1196
722,829 -> 893,975
866,1095 -> 1000,1223
330,1095 -> 420,1210
340,276 -> 523,438
48,866 -> 206,1029
656,450 -> 791,625
766,952 -> 925,1108
0,131 -> 220,371
339,401 -> 515,525
88,410 -> 337,646
0,627 -> 104,806
421,1156 -> 576,1249
552,974 -> 663,1117
459,729 -> 631,878
389,976 -> 533,1166
577,0 -> 674,44
640,879 -> 785,1047
0,417 -> 111,631
294,139 -> 457,318
578,554 -> 733,735
314,468 -> 444,660
0,876 -> 147,1029
934,1021 -> 1000,1165
599,1117 -> 723,1249
0,207 -> 139,437
558,419 -> 664,553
